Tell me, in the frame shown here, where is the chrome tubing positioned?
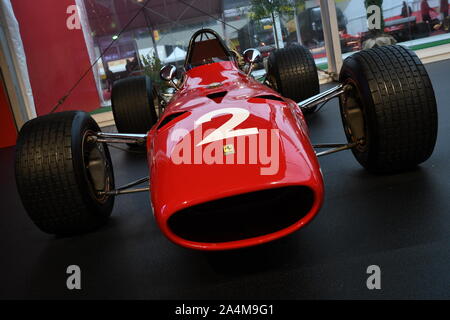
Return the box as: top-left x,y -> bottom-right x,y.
116,176 -> 149,192
313,143 -> 350,149
315,143 -> 357,157
99,176 -> 150,196
103,187 -> 149,196
298,84 -> 345,111
94,132 -> 147,145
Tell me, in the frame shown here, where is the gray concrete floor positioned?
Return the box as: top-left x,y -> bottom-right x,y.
0,59 -> 449,299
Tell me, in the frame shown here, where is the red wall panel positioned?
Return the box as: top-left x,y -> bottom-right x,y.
11,0 -> 100,115
0,74 -> 17,148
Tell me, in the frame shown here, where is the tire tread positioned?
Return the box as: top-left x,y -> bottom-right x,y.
15,112 -> 113,234
268,45 -> 319,103
111,76 -> 157,133
341,45 -> 437,172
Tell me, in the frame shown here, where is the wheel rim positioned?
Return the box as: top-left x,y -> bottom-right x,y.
82,130 -> 113,203
340,80 -> 368,153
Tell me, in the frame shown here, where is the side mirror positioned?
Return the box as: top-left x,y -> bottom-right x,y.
242,49 -> 262,75
160,64 -> 179,89
160,64 -> 177,82
243,48 -> 262,64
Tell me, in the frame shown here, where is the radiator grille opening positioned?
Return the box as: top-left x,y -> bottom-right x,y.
157,112 -> 188,130
168,186 -> 314,243
252,95 -> 285,102
206,91 -> 227,103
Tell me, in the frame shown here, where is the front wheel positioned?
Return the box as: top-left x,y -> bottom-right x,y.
15,111 -> 115,235
339,45 -> 438,173
111,75 -> 158,134
267,45 -> 320,112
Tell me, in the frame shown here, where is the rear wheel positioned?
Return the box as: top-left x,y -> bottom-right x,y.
339,45 -> 438,173
15,111 -> 115,235
267,45 -> 319,112
111,75 -> 158,134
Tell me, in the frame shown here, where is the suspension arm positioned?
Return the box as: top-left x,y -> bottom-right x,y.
99,176 -> 150,196
314,143 -> 357,157
298,84 -> 345,111
93,132 -> 147,145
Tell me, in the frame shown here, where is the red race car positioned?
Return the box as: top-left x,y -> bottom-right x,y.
15,29 -> 438,251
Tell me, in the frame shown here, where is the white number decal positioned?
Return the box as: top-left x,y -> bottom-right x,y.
195,108 -> 258,146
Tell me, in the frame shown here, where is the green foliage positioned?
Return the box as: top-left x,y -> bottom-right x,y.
249,0 -> 305,20
141,53 -> 169,91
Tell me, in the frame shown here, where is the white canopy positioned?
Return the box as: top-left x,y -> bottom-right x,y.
164,47 -> 187,63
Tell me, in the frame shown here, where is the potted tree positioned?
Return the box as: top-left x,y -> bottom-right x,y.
249,0 -> 305,49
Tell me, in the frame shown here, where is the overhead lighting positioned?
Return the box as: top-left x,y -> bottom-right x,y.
112,35 -> 119,40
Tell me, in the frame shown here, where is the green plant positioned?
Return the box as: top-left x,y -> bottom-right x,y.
248,0 -> 305,48
249,0 -> 304,20
141,53 -> 169,91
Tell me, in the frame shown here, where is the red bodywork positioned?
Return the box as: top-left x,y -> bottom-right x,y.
146,60 -> 324,250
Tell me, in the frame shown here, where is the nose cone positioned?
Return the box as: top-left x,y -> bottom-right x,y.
148,99 -> 324,250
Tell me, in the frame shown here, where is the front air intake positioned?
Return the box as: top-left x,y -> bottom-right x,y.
167,186 -> 314,243
206,91 -> 227,103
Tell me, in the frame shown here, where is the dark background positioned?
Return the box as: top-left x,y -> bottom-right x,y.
0,59 -> 449,299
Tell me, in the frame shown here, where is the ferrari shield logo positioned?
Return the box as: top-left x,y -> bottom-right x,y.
207,82 -> 223,89
223,144 -> 235,155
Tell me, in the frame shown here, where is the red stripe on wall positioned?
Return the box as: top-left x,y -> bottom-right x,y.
0,73 -> 17,148
11,0 -> 100,115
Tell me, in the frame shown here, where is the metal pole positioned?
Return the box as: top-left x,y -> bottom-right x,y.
319,0 -> 343,79
222,12 -> 229,46
272,11 -> 284,49
294,6 -> 303,45
271,12 -> 280,49
143,10 -> 160,60
150,28 -> 159,60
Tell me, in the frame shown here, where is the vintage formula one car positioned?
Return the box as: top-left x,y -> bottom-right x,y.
15,29 -> 438,250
